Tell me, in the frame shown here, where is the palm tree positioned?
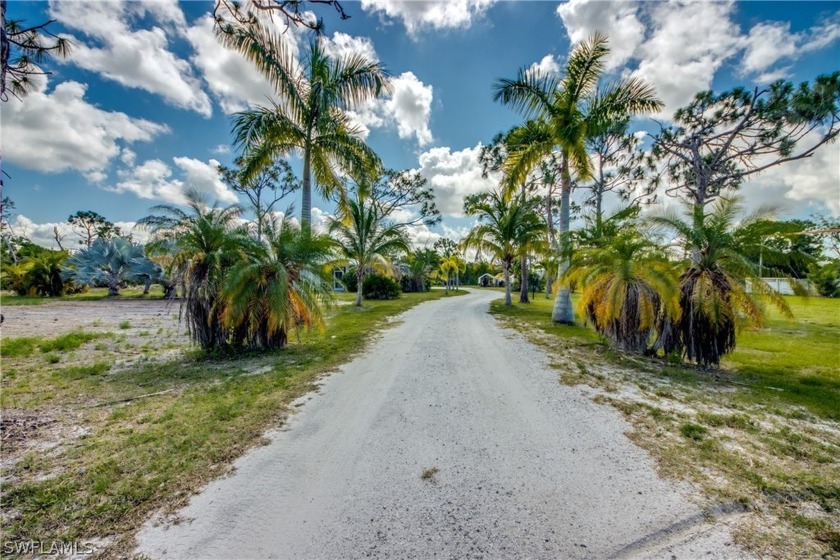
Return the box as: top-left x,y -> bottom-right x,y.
222,216 -> 334,350
565,226 -> 680,354
493,32 -> 663,323
223,20 -> 391,228
438,253 -> 466,293
139,191 -> 245,350
329,191 -> 410,307
650,196 -> 794,367
462,190 -> 546,306
63,238 -> 160,297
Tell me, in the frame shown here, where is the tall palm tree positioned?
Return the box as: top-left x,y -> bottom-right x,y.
493,32 -> 663,324
222,216 -> 334,350
329,191 -> 410,307
139,191 -> 245,350
462,190 -> 546,306
222,20 -> 391,228
650,196 -> 794,367
565,226 -> 680,354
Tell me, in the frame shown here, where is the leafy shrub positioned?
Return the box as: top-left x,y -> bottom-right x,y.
342,266 -> 358,293
400,276 -> 428,293
809,260 -> 840,298
362,275 -> 400,300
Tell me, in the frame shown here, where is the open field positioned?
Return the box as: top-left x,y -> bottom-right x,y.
0,289 -> 463,558
491,294 -> 840,558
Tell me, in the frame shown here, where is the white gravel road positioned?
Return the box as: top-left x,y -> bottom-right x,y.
137,289 -> 748,559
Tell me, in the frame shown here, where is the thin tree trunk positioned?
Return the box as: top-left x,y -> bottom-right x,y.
301,142 -> 312,231
552,155 -> 575,324
504,260 -> 512,306
519,254 -> 529,303
455,271 -> 460,291
355,269 -> 364,307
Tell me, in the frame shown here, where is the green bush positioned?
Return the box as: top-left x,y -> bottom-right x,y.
809,260 -> 840,298
363,275 -> 400,300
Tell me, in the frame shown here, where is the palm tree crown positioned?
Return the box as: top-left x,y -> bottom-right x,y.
225,19 -> 391,229
493,32 -> 662,323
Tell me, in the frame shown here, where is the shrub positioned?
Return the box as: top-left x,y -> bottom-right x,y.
809,260 -> 840,298
363,275 -> 400,300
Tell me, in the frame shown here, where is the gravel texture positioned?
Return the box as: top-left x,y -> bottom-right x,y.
137,289 -> 749,559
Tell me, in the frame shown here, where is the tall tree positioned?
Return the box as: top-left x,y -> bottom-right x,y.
651,74 -> 840,215
223,18 -> 390,228
368,169 -> 440,228
218,157 -> 299,241
493,33 -> 662,323
67,211 -> 121,247
462,190 -> 545,306
329,190 -> 410,307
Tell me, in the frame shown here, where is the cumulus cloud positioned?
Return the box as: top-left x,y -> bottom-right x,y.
556,1 -> 840,118
185,15 -> 281,114
8,215 -> 149,250
49,0 -> 212,116
3,80 -> 168,174
528,54 -> 560,77
361,0 -> 496,36
556,0 -> 645,71
348,71 -> 434,146
111,157 -> 239,205
414,144 -> 497,218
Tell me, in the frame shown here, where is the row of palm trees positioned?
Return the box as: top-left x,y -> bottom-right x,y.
464,33 -> 813,367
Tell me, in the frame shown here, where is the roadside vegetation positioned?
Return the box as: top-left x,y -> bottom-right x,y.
491,295 -> 840,558
0,290 -> 462,557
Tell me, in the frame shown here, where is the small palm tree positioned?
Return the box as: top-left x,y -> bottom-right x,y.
650,196 -> 794,367
139,191 -> 245,349
438,254 -> 466,293
224,20 -> 391,228
5,250 -> 68,296
329,191 -> 410,307
565,227 -> 680,354
462,190 -> 546,306
63,238 -> 158,296
222,216 -> 334,350
494,33 -> 663,323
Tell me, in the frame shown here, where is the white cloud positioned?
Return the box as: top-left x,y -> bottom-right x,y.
49,0 -> 212,116
348,71 -> 434,146
556,1 -> 840,118
528,54 -> 560,77
185,15 -> 279,114
111,157 -> 239,205
414,144 -> 497,217
2,80 -> 168,174
8,215 -> 149,250
556,0 -> 645,71
630,1 -> 742,118
321,32 -> 379,62
361,0 -> 495,36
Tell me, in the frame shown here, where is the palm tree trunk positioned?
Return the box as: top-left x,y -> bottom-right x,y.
302,143 -> 312,231
552,155 -> 575,324
355,269 -> 364,307
519,254 -> 529,303
504,260 -> 512,306
445,272 -> 450,294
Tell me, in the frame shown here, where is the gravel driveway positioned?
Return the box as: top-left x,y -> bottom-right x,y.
137,289 -> 748,559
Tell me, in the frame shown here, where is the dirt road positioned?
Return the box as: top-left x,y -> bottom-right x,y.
137,290 -> 747,559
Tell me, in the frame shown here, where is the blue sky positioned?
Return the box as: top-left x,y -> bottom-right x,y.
3,0 -> 839,248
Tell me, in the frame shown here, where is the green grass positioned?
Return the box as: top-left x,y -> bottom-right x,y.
725,297 -> 840,420
490,293 -> 840,558
0,290 -> 459,557
0,331 -> 112,358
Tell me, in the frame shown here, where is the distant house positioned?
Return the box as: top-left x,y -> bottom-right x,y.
477,273 -> 505,287
332,267 -> 347,292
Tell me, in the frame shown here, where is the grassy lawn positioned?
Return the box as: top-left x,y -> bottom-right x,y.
0,290 -> 462,558
491,294 -> 840,559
